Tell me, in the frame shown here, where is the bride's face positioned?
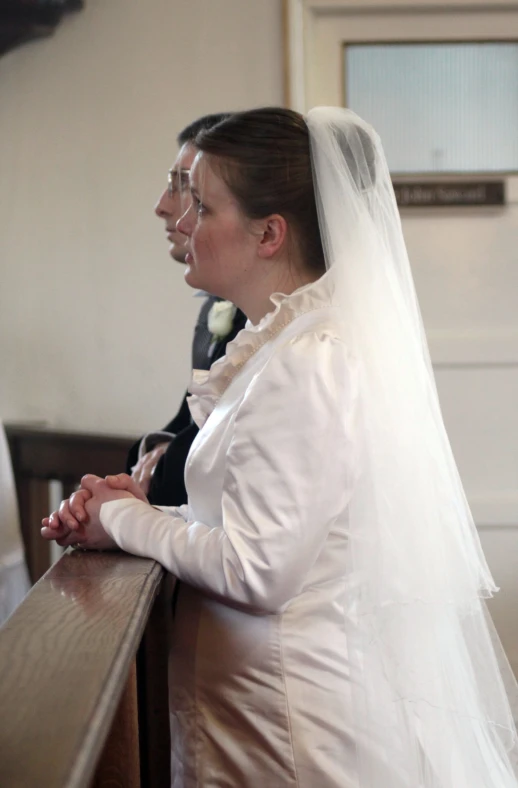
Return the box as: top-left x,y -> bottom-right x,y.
176,152 -> 258,300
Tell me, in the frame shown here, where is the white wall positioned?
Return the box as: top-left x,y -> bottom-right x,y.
0,0 -> 283,436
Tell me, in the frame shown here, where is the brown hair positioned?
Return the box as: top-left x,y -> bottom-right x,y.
177,112 -> 232,145
195,108 -> 326,275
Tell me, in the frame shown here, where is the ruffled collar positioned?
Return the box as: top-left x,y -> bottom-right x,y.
187,270 -> 335,429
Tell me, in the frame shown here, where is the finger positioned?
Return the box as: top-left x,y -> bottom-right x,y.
132,471 -> 142,490
105,473 -> 147,502
41,523 -> 71,540
69,489 -> 91,522
105,472 -> 133,489
139,474 -> 151,496
130,458 -> 144,479
47,510 -> 66,530
59,498 -> 80,531
133,467 -> 145,488
131,459 -> 152,494
80,474 -> 104,494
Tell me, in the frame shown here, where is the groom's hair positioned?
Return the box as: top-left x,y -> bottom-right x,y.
177,113 -> 232,146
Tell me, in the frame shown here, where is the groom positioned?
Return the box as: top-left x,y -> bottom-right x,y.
126,113 -> 247,505
41,113 -> 247,546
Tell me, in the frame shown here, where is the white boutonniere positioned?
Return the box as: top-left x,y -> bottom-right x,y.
208,300 -> 237,342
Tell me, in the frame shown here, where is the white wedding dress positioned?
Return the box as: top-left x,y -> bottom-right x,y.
100,272 -> 377,787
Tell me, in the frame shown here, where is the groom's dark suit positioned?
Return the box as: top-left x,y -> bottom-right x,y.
126,296 -> 247,506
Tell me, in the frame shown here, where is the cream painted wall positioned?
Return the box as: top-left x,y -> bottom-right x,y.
0,0 -> 283,436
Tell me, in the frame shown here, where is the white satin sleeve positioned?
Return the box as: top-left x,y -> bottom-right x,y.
101,331 -> 358,613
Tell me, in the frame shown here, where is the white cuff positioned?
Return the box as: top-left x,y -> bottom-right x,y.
100,498 -> 186,566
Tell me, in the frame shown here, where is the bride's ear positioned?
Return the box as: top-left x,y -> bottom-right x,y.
253,214 -> 288,259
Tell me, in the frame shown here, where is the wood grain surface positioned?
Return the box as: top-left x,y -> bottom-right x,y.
92,661 -> 140,788
0,550 -> 166,788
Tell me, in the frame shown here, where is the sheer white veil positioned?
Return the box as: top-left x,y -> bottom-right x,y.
306,106 -> 518,787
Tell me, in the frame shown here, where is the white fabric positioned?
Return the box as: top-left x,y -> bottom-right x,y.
102,273 -> 372,787
306,106 -> 518,786
0,423 -> 30,626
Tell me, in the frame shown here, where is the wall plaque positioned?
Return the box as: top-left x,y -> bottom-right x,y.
392,181 -> 505,208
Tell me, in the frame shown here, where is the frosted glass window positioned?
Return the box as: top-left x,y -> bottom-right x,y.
345,42 -> 518,174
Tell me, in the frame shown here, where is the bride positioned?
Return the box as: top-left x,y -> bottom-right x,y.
42,107 -> 518,787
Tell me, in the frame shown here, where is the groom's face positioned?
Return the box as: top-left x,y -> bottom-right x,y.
155,142 -> 197,263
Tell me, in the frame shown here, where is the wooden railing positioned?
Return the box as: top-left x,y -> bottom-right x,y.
5,424 -> 137,583
0,549 -> 172,787
1,424 -> 171,785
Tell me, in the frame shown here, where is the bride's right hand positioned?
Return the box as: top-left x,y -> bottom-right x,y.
41,488 -> 92,547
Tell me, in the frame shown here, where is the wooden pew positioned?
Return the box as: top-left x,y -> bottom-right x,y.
5,424 -> 137,583
0,549 -> 172,787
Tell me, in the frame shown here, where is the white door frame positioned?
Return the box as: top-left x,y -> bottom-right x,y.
284,0 -> 518,111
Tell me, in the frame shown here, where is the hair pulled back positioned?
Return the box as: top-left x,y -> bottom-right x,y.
195,108 -> 326,275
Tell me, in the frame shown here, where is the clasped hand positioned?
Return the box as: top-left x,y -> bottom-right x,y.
41,473 -> 148,550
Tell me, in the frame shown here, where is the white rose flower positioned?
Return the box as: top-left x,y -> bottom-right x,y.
207,300 -> 237,340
